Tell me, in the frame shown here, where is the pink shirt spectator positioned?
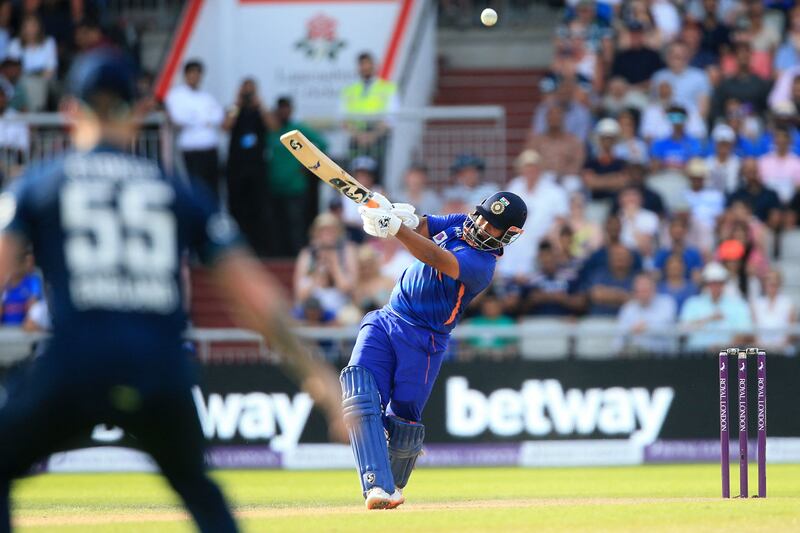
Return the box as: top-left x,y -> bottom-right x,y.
758,152 -> 800,204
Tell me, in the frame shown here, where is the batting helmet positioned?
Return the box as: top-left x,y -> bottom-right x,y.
463,191 -> 527,251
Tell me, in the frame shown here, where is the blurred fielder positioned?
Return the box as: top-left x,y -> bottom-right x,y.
0,50 -> 344,532
343,190 -> 527,509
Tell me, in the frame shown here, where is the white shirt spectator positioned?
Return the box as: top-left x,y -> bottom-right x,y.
0,108 -> 28,151
767,65 -> 800,111
651,67 -> 711,115
758,151 -> 800,204
705,154 -> 741,193
165,84 -> 224,151
752,293 -> 793,349
499,172 -> 569,278
616,293 -> 677,353
619,208 -> 660,250
650,0 -> 681,41
640,101 -> 707,140
683,188 -> 725,230
7,36 -> 56,74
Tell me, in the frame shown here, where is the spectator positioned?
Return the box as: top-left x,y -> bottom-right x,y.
681,20 -> 718,70
7,14 -> 56,111
768,69 -> 800,112
0,57 -> 25,111
340,51 -> 398,173
717,202 -> 772,270
706,124 -> 742,193
0,249 -> 41,326
610,20 -> 664,89
751,270 -> 796,352
651,41 -> 712,117
649,0 -> 681,43
617,186 -> 660,259
266,96 -> 327,256
352,245 -> 394,313
616,273 -> 677,354
680,262 -> 753,352
165,60 -> 224,197
640,81 -> 707,141
398,165 -> 440,216
650,105 -> 703,171
658,254 -> 700,312
743,0 -> 781,73
600,77 -> 648,117
582,118 -> 628,199
525,104 -> 585,183
0,1 -> 11,61
654,218 -> 704,280
443,153 -> 498,214
293,213 -> 357,318
613,108 -> 649,165
293,296 -> 339,360
559,192 -> 603,260
554,225 -> 584,280
341,156 -> 381,243
610,163 -> 666,217
727,158 -> 782,229
22,298 -> 49,333
525,241 -> 584,317
464,291 -> 517,360
774,5 -> 800,74
373,236 -> 414,281
716,238 -> 762,301
532,75 -> 592,141
623,0 -> 665,49
757,126 -> 800,205
682,158 -> 726,251
694,0 -> 732,62
0,86 -> 28,182
223,78 -> 271,255
579,214 -> 643,284
711,42 -> 772,124
500,149 -> 569,281
73,18 -> 108,53
585,243 -> 638,316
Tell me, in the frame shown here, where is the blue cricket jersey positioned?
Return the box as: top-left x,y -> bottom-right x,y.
0,144 -> 241,359
387,214 -> 498,335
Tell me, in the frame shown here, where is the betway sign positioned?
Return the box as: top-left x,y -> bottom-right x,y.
446,377 -> 674,445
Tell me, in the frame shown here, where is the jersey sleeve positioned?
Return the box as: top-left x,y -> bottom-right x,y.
426,213 -> 466,237
177,181 -> 245,265
453,246 -> 495,291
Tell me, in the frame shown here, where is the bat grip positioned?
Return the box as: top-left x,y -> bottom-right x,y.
365,199 -> 380,208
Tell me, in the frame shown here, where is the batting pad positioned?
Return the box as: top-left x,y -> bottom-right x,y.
340,366 -> 395,496
386,415 -> 425,489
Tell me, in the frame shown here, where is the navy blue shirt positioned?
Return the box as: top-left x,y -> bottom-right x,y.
387,214 -> 498,335
0,145 -> 241,358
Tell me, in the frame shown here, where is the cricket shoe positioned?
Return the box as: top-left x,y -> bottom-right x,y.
365,487 -> 405,510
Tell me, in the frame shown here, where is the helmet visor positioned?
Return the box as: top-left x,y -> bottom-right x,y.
463,212 -> 523,251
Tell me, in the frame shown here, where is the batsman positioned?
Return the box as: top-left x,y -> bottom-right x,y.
342,190 -> 527,509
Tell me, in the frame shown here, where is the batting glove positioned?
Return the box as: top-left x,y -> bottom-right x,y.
367,192 -> 393,210
390,203 -> 419,229
359,205 -> 401,238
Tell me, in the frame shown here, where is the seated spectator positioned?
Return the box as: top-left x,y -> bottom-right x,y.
500,149 -> 569,281
650,105 -> 703,171
0,86 -> 28,182
680,262 -> 753,353
711,42 -> 772,124
399,165 -> 441,216
0,57 -> 25,111
757,126 -> 800,205
525,241 -> 584,317
610,20 -> 664,89
22,298 -> 49,333
742,0 -> 781,77
611,163 -> 666,217
649,0 -> 681,43
640,81 -> 707,142
774,4 -> 800,75
617,186 -> 660,259
7,14 -> 56,111
559,192 -> 603,260
585,243 -> 638,316
600,77 -> 648,117
464,291 -> 517,361
658,254 -> 700,312
683,157 -> 726,249
525,104 -> 585,184
654,218 -> 704,280
293,213 -> 357,318
352,245 -> 394,313
727,158 -> 782,230
293,296 -> 339,360
623,0 -> 665,50
751,269 -> 796,352
705,124 -> 742,193
373,236 -> 414,281
442,153 -> 498,214
717,238 -> 761,300
616,273 -> 677,354
1,249 -> 41,326
717,202 -> 772,268
582,118 -> 628,199
553,225 -> 585,277
532,76 -> 592,141
74,18 -> 110,53
680,20 -> 717,71
613,108 -> 649,165
652,41 -> 712,117
579,214 -> 643,285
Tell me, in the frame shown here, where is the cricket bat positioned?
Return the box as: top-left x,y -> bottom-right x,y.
280,129 -> 380,208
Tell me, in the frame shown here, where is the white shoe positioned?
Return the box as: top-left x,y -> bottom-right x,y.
365,487 -> 405,510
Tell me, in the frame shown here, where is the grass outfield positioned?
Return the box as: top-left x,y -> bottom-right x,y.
11,465 -> 800,532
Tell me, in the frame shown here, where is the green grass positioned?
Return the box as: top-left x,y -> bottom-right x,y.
11,465 -> 800,532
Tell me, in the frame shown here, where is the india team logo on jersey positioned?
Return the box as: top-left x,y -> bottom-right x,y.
433,230 -> 447,245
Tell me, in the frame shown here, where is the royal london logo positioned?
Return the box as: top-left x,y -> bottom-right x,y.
295,13 -> 346,61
